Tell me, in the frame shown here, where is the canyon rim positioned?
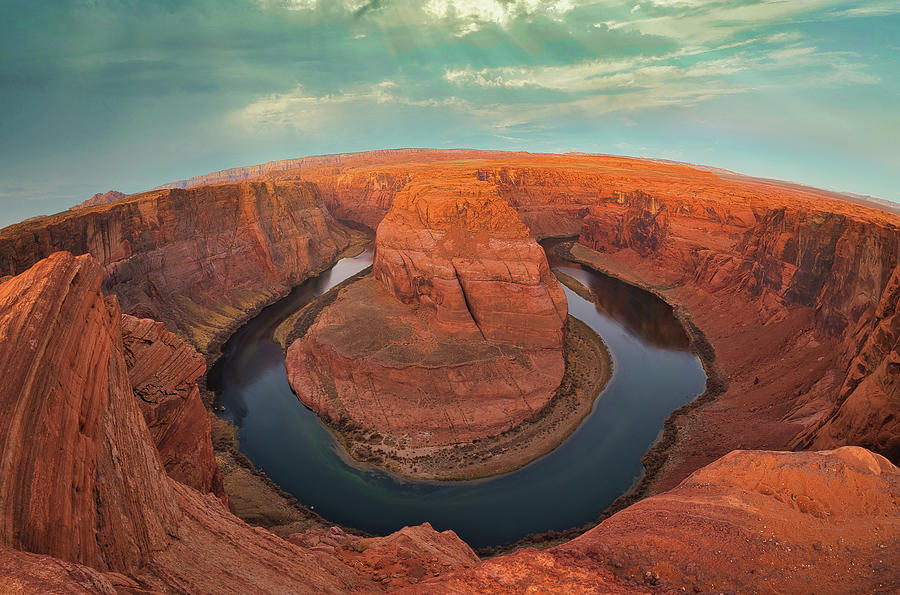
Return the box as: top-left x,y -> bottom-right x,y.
2,1 -> 899,592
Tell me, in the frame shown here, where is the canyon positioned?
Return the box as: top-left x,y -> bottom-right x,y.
0,149 -> 897,592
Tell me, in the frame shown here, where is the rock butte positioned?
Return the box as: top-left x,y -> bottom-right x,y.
0,149 -> 897,592
286,178 -> 568,453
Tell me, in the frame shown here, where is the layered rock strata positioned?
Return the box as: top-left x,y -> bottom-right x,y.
0,180 -> 352,352
0,252 -> 182,572
121,314 -> 225,497
574,184 -> 899,481
0,252 -> 478,592
286,179 -> 568,459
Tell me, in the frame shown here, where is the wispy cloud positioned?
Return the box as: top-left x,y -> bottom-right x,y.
237,81 -> 469,131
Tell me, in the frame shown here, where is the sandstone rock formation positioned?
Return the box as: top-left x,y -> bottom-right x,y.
72,190 -> 128,210
121,313 -> 224,497
0,180 -> 352,353
0,252 -> 478,593
408,447 -> 900,594
286,177 -> 568,460
0,252 -> 182,572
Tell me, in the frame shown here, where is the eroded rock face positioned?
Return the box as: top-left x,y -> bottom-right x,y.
0,180 -> 351,352
373,179 -> 567,347
409,447 -> 900,594
0,252 -> 181,572
0,252 -> 479,593
120,314 -> 225,498
287,178 -> 567,453
797,263 -> 900,460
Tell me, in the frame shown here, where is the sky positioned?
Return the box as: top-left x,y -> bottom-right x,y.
1,0 -> 898,227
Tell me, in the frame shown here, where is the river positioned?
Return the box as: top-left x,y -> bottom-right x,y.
209,243 -> 706,548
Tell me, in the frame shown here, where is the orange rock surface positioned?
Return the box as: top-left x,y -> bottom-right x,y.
0,252 -> 479,593
408,447 -> 900,594
0,180 -> 352,352
0,545 -> 118,594
287,177 -> 567,452
120,313 -> 224,498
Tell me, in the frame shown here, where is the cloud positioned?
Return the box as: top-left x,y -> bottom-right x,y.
444,38 -> 876,95
236,81 -> 468,131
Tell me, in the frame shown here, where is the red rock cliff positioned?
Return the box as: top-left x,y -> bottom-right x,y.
286,175 -> 568,460
0,252 -> 182,572
120,314 -> 225,498
0,180 -> 352,352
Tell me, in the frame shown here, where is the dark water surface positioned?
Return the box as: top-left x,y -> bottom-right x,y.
209,245 -> 706,548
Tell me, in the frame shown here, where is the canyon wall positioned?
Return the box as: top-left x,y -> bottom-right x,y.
0,252 -> 480,592
577,189 -> 899,467
0,180 -> 352,352
121,314 -> 225,498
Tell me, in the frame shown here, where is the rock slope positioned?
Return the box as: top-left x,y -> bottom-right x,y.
0,252 -> 479,593
409,447 -> 900,594
120,314 -> 224,498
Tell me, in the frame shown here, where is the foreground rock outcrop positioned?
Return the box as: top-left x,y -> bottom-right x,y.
0,252 -> 182,572
286,177 -> 568,474
0,252 -> 478,592
407,447 -> 900,594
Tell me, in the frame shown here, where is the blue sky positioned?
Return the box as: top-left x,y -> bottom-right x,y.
1,0 -> 898,227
